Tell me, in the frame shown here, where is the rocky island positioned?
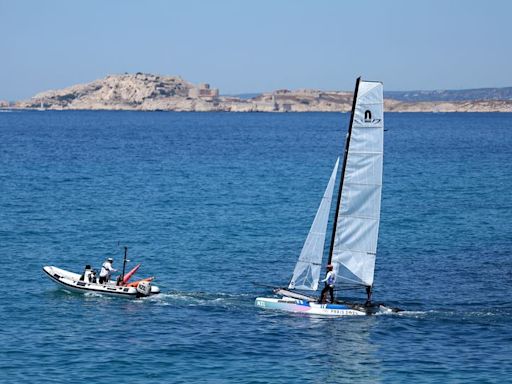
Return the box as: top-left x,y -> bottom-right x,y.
6,73 -> 512,112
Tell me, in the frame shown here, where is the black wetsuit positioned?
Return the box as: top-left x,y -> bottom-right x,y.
320,283 -> 334,303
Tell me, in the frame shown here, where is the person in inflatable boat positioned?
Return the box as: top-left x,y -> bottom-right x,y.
99,257 -> 117,284
319,264 -> 336,304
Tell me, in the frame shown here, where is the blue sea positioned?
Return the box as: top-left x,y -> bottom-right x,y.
0,111 -> 511,383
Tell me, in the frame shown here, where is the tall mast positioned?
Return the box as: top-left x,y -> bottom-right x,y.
327,77 -> 361,265
122,246 -> 128,280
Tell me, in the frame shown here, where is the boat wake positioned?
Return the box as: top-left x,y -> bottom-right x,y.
386,309 -> 429,317
372,307 -> 512,320
83,291 -> 109,299
136,290 -> 255,310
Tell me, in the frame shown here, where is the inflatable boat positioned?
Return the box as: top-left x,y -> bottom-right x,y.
43,265 -> 160,298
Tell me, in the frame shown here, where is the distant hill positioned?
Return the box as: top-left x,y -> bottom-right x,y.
8,73 -> 512,112
385,87 -> 512,102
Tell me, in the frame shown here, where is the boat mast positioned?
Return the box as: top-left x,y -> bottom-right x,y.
327,77 -> 361,265
121,246 -> 128,281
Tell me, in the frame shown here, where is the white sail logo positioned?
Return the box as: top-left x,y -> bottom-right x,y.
356,109 -> 381,125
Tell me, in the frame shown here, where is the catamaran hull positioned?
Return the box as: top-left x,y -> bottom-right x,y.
255,297 -> 367,316
43,266 -> 160,298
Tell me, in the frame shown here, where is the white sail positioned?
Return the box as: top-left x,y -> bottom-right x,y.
289,158 -> 339,291
331,80 -> 384,287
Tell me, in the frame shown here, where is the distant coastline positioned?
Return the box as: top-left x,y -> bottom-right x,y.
2,73 -> 512,112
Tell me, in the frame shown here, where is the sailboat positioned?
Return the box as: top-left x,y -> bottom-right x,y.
255,78 -> 397,316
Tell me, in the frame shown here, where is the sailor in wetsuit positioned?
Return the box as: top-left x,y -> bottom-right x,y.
99,257 -> 116,284
319,264 -> 336,304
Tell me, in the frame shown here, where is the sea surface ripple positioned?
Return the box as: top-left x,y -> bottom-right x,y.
0,111 -> 511,383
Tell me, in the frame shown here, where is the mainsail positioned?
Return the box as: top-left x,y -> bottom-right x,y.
330,79 -> 384,287
288,158 -> 340,291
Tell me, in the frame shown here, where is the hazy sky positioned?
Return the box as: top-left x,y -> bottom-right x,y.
1,0 -> 511,100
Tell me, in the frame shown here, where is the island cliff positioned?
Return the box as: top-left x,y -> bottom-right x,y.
9,73 -> 512,112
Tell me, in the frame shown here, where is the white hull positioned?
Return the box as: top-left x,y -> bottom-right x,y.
255,297 -> 367,316
43,266 -> 160,298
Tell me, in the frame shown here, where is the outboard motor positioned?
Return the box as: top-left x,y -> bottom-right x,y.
136,280 -> 152,297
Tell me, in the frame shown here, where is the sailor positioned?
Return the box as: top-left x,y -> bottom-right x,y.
319,264 -> 336,304
99,257 -> 116,284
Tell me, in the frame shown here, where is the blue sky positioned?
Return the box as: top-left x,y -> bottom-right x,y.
1,0 -> 511,100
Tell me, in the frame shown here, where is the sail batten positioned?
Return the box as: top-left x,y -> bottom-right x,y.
288,158 -> 340,291
331,80 -> 384,287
